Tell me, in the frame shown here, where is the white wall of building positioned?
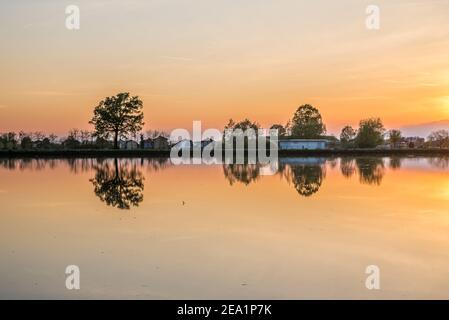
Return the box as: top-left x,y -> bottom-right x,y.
279,140 -> 327,150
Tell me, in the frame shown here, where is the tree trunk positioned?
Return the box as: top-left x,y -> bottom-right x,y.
114,131 -> 118,149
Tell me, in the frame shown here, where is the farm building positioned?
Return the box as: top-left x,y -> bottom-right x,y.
141,138 -> 154,149
119,140 -> 139,150
278,139 -> 328,150
153,136 -> 169,150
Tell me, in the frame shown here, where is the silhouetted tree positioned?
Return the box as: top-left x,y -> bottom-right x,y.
38,137 -> 51,149
90,158 -> 144,209
33,131 -> 45,141
290,104 -> 326,138
145,129 -> 169,139
355,118 -> 385,148
389,129 -> 402,148
89,92 -> 144,149
0,132 -> 17,149
223,118 -> 260,148
340,126 -> 356,147
48,133 -> 58,144
427,130 -> 449,148
270,124 -> 286,137
62,130 -> 81,149
20,136 -> 33,149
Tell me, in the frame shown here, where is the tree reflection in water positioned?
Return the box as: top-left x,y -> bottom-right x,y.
428,157 -> 449,169
355,157 -> 385,185
90,158 -> 144,209
223,159 -> 326,197
289,164 -> 325,197
4,155 -> 447,201
389,157 -> 402,170
340,158 -> 356,178
222,163 -> 261,186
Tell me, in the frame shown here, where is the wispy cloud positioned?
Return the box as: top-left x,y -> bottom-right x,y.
160,56 -> 194,62
23,91 -> 76,97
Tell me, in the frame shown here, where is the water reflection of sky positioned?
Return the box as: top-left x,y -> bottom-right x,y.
1,156 -> 449,210
2,156 -> 449,299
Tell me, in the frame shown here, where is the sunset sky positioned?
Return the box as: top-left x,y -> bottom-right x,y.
1,0 -> 449,136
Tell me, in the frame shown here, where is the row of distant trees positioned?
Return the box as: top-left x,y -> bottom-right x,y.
0,129 -> 170,150
225,104 -> 449,149
1,92 -> 449,150
340,120 -> 449,149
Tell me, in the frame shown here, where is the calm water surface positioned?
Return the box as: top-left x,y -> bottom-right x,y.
1,156 -> 449,299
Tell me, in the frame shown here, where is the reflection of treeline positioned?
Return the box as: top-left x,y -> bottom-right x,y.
427,157 -> 449,169
0,157 -> 171,173
222,156 -> 440,196
222,161 -> 326,197
340,157 -> 386,185
0,157 -> 172,210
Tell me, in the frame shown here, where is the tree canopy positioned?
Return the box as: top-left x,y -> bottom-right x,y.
388,129 -> 402,148
355,118 -> 385,148
428,130 -> 449,148
340,125 -> 356,146
269,124 -> 286,137
89,92 -> 144,149
290,104 -> 326,138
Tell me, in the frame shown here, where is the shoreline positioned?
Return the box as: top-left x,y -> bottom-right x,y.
0,148 -> 449,158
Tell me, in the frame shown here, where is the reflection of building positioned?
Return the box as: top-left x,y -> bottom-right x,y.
141,138 -> 154,149
279,139 -> 327,150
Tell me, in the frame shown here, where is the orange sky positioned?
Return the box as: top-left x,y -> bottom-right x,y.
0,0 -> 448,136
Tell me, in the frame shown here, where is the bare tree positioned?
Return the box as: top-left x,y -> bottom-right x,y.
145,129 -> 169,139
428,130 -> 449,148
33,131 -> 45,141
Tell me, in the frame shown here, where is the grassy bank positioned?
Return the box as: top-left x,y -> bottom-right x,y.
1,148 -> 449,158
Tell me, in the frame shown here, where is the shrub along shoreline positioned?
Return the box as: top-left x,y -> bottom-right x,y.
1,148 -> 449,158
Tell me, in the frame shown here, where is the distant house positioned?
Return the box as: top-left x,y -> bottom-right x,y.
141,138 -> 154,149
279,139 -> 328,150
153,136 -> 169,150
119,140 -> 139,150
404,137 -> 425,148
